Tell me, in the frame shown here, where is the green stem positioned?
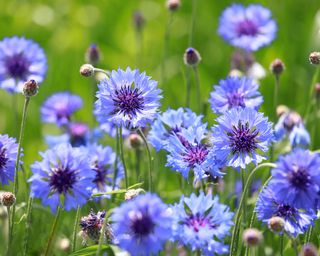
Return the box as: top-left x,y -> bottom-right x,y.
96,217 -> 107,256
241,169 -> 247,225
72,206 -> 81,252
161,12 -> 173,86
23,197 -> 33,256
119,126 -> 128,189
138,128 -> 153,192
185,68 -> 191,108
273,75 -> 280,120
9,97 -> 30,254
112,127 -> 120,190
193,66 -> 201,113
135,149 -> 141,181
93,68 -> 110,77
305,66 -> 319,123
44,207 -> 61,256
6,207 -> 11,254
306,225 -> 313,244
229,163 -> 276,256
280,234 -> 284,256
188,0 -> 197,46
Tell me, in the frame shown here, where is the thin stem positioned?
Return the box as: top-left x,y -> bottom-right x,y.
193,66 -> 201,113
188,0 -> 197,46
229,163 -> 276,256
241,169 -> 247,225
306,225 -> 313,244
44,207 -> 61,256
96,217 -> 107,256
119,126 -> 128,189
280,234 -> 284,256
135,149 -> 141,181
135,28 -> 143,68
185,68 -> 191,108
161,12 -> 173,86
72,206 -> 81,252
273,75 -> 280,120
138,128 -> 153,192
112,127 -> 120,190
93,68 -> 110,77
305,66 -> 319,123
23,197 -> 33,256
9,97 -> 30,254
6,207 -> 11,254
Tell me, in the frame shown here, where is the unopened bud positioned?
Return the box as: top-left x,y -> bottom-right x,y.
80,64 -> 95,77
23,79 -> 38,97
276,105 -> 290,117
133,11 -> 145,31
270,58 -> 285,76
125,189 -> 144,200
57,238 -> 71,252
129,133 -> 143,149
231,50 -> 254,72
315,83 -> 320,99
229,69 -> 243,77
166,0 -> 180,11
299,243 -> 319,256
243,228 -> 263,247
0,192 -> 16,207
184,47 -> 201,67
85,44 -> 100,66
309,52 -> 320,65
268,216 -> 285,233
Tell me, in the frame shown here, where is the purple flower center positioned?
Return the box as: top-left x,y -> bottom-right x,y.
0,147 -> 8,170
113,84 -> 144,119
227,121 -> 259,154
5,54 -> 30,80
288,165 -> 311,189
69,123 -> 89,147
92,163 -> 111,189
237,20 -> 259,36
227,92 -> 245,108
276,204 -> 296,218
184,213 -> 218,233
49,167 -> 77,194
183,144 -> 209,168
130,211 -> 155,237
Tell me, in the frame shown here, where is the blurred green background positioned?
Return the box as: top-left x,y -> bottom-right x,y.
0,0 -> 320,255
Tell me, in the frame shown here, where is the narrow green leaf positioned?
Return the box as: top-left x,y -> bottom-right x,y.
69,245 -> 115,256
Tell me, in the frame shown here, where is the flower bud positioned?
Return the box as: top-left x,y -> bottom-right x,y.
85,44 -> 100,66
0,192 -> 16,207
57,237 -> 71,252
299,243 -> 319,256
276,105 -> 290,117
80,64 -> 95,77
184,47 -> 201,67
128,133 -> 143,149
166,0 -> 181,11
229,69 -> 243,77
243,228 -> 263,247
315,83 -> 320,100
23,79 -> 38,98
268,216 -> 285,233
125,188 -> 144,200
133,11 -> 145,31
309,52 -> 320,65
270,58 -> 285,76
231,50 -> 254,72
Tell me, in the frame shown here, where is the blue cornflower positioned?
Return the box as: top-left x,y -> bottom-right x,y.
148,108 -> 203,151
268,149 -> 320,209
41,92 -> 83,127
28,143 -> 94,212
86,144 -> 124,197
95,67 -> 162,129
0,36 -> 47,93
255,187 -> 316,237
165,124 -> 223,180
209,76 -> 263,115
172,192 -> 233,255
111,193 -> 173,256
0,134 -> 19,185
218,4 -> 277,51
212,107 -> 273,169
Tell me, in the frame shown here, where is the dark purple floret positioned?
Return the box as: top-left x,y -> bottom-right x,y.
113,84 -> 144,118
184,213 -> 218,233
92,163 -> 109,188
227,121 -> 259,154
0,147 -> 8,170
183,144 -> 209,168
5,54 -> 30,80
236,20 -> 259,36
130,213 -> 155,237
288,166 -> 311,189
276,204 -> 296,218
227,92 -> 246,108
49,167 -> 77,194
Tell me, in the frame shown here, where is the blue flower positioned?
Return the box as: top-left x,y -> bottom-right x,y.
0,134 -> 19,185
111,193 -> 173,256
165,124 -> 224,180
28,143 -> 94,213
0,36 -> 47,93
212,107 -> 273,169
148,108 -> 203,151
97,120 -> 130,138
85,144 -> 124,197
289,124 -> 310,148
218,4 -> 277,51
172,192 -> 233,255
95,67 -> 162,129
209,76 -> 263,115
255,187 -> 316,237
268,149 -> 320,209
41,92 -> 83,127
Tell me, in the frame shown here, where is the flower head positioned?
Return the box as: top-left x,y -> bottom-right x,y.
209,76 -> 263,114
165,124 -> 223,180
268,150 -> 320,209
255,187 -> 316,237
41,92 -> 83,127
111,193 -> 172,256
218,4 -> 277,51
212,107 -> 273,169
172,192 -> 233,255
0,36 -> 47,93
0,134 -> 19,185
148,108 -> 203,151
95,67 -> 162,129
28,143 -> 94,212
